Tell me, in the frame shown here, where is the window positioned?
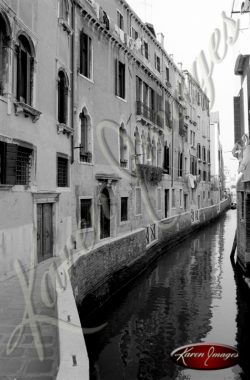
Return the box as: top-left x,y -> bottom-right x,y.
131,27 -> 138,40
165,100 -> 171,127
115,60 -> 125,99
157,188 -> 161,210
80,32 -> 92,79
135,188 -> 142,215
121,197 -> 128,221
163,144 -> 170,173
16,35 -> 34,105
190,131 -> 195,147
58,70 -> 68,124
0,141 -> 32,186
179,82 -> 182,97
0,13 -> 9,96
178,152 -> 183,177
117,10 -> 124,30
172,189 -> 175,208
80,111 -> 92,163
143,41 -> 149,60
120,125 -> 128,167
202,146 -> 206,163
208,191 -> 211,199
154,54 -> 161,72
190,156 -> 197,175
203,170 -> 206,181
197,143 -> 201,159
80,199 -> 92,229
207,149 -> 211,164
166,67 -> 170,82
57,155 -> 68,187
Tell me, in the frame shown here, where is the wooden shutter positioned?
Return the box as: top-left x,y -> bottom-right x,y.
5,143 -> 17,185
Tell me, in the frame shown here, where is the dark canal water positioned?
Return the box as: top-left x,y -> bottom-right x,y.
81,210 -> 250,380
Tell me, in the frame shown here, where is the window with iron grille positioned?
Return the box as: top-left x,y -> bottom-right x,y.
57,156 -> 68,187
80,198 -> 92,229
0,141 -> 32,186
121,197 -> 128,221
16,146 -> 32,185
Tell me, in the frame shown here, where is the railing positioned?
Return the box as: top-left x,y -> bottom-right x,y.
136,101 -> 163,128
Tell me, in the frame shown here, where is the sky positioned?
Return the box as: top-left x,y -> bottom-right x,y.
127,0 -> 248,170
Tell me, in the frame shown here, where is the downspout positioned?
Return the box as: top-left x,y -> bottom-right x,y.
71,1 -> 76,164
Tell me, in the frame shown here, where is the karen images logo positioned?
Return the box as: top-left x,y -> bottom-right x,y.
170,343 -> 239,370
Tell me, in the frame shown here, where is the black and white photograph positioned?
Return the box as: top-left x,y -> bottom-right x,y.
0,0 -> 250,379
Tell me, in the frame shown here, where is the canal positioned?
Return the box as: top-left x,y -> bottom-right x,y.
81,210 -> 250,380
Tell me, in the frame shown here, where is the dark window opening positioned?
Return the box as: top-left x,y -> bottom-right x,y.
80,112 -> 92,163
143,41 -> 149,59
178,152 -> 183,177
57,156 -> 68,187
80,32 -> 92,79
117,11 -> 124,30
0,141 -> 32,186
0,14 -> 9,96
115,60 -> 125,99
16,35 -> 33,105
58,70 -> 68,124
166,67 -> 169,82
80,199 -> 92,229
163,145 -> 170,173
121,197 -> 128,221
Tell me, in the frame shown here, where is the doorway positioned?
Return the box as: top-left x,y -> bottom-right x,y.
100,188 -> 110,239
37,203 -> 53,262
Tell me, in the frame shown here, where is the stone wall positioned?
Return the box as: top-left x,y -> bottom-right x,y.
70,199 -> 230,313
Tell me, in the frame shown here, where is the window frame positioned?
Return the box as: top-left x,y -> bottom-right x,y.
117,10 -> 124,31
57,153 -> 69,188
79,196 -> 93,230
79,31 -> 93,80
120,196 -> 129,222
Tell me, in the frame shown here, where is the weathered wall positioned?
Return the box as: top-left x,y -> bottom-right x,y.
71,199 -> 230,312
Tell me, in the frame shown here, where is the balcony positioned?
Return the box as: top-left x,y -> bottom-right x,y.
136,101 -> 163,128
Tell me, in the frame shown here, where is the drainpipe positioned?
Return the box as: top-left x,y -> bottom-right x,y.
71,1 -> 76,164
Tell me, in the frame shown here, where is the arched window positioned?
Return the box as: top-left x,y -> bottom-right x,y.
79,109 -> 92,163
16,35 -> 34,105
58,70 -> 68,124
0,13 -> 10,96
119,124 -> 128,168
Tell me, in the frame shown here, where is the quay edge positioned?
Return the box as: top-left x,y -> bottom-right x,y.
56,198 -> 230,379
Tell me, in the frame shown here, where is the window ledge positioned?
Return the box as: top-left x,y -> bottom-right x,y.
120,220 -> 129,225
116,95 -> 127,103
14,102 -> 42,122
58,18 -> 73,35
78,73 -> 94,84
56,187 -> 70,192
0,184 -> 13,190
57,123 -> 74,136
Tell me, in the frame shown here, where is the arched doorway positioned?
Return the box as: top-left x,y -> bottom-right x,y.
100,188 -> 110,239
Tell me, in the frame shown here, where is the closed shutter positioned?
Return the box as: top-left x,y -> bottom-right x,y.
6,143 -> 17,185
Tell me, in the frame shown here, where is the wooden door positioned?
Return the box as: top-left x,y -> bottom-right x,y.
37,203 -> 53,262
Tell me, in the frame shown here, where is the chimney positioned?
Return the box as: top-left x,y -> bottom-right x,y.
157,32 -> 165,48
178,62 -> 183,71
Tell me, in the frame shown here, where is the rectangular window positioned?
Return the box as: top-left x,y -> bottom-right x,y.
0,141 -> 32,186
115,60 -> 126,99
80,32 -> 92,79
57,156 -> 68,187
178,152 -> 183,177
166,67 -> 170,82
80,199 -> 92,229
131,27 -> 138,40
117,10 -> 124,30
155,54 -> 161,72
121,197 -> 128,221
172,189 -> 175,208
163,145 -> 170,173
157,188 -> 161,210
143,41 -> 149,59
203,171 -> 206,181
208,191 -> 211,199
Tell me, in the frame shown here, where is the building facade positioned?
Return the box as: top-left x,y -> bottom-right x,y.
0,0 -> 226,280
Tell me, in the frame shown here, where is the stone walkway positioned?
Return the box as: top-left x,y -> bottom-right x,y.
0,258 -> 59,380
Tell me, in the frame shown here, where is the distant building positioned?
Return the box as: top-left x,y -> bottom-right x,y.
210,112 -> 225,203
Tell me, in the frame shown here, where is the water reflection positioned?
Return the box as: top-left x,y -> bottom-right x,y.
80,211 -> 250,380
